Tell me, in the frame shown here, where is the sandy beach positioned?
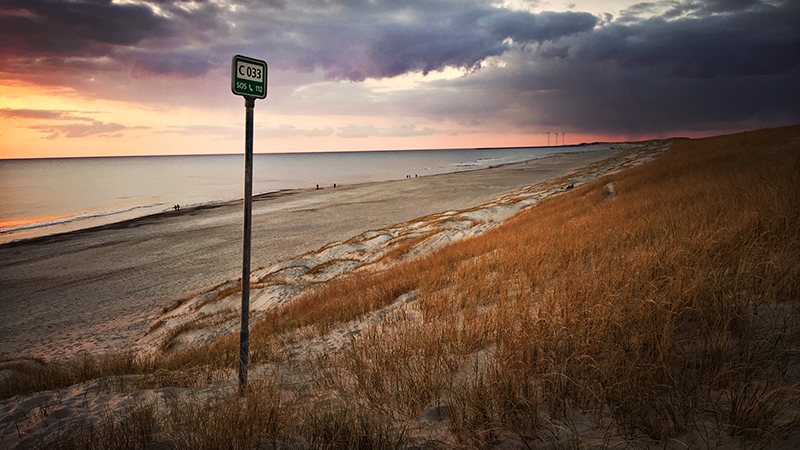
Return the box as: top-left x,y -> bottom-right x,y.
0,148 -> 623,361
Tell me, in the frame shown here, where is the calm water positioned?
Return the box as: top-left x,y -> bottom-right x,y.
0,146 -> 604,244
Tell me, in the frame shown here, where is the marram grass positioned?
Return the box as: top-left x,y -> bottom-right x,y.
4,125 -> 799,448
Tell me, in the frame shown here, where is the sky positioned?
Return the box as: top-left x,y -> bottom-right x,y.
0,0 -> 798,158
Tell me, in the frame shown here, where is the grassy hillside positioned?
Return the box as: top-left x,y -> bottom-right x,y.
3,125 -> 799,448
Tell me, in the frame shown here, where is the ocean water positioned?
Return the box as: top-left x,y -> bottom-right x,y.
0,145 -> 605,244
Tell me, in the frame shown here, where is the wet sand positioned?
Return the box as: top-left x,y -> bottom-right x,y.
0,149 -> 616,360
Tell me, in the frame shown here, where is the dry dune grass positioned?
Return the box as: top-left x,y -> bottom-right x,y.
3,125 -> 799,448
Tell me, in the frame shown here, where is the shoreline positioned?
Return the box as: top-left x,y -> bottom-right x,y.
0,147 -> 632,361
0,189 -> 300,250
0,149 -> 591,247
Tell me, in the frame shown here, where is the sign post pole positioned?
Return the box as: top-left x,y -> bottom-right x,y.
231,55 -> 267,396
240,95 -> 254,395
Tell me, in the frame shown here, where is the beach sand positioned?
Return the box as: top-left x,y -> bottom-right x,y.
0,148 -> 621,361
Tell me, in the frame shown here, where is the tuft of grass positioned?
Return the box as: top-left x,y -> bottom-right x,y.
161,378 -> 292,449
1,352 -> 153,399
305,258 -> 362,276
158,310 -> 240,353
40,400 -> 158,450
374,231 -> 436,263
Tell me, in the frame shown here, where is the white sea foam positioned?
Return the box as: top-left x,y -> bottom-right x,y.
0,203 -> 165,235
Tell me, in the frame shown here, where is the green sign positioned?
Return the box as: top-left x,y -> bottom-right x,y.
231,55 -> 267,99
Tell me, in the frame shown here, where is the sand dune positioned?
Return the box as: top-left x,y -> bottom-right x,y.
1,145 -> 639,361
138,142 -> 668,355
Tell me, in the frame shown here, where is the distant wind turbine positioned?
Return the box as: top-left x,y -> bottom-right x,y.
562,133 -> 566,146
547,131 -> 550,146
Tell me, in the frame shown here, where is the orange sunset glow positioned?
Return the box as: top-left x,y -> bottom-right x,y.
2,0 -> 797,159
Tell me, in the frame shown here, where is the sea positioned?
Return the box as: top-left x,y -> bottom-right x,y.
0,145 -> 604,244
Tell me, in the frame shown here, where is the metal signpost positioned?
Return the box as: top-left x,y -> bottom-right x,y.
231,54 -> 267,395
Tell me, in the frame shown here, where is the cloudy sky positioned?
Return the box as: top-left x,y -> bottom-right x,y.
1,0 -> 798,158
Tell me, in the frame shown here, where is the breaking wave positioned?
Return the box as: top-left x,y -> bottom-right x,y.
0,203 -> 165,235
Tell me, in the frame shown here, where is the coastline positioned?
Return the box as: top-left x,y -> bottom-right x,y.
0,189 -> 299,250
0,147 -> 627,361
0,146 -> 599,246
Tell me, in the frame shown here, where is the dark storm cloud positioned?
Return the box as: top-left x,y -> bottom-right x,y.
0,0 -> 597,81
2,0 -> 798,137
354,10 -> 596,80
396,0 -> 800,136
574,0 -> 800,79
0,0 -> 227,77
0,0 -> 168,54
253,2 -> 597,81
667,0 -> 763,16
133,52 -> 215,77
568,0 -> 800,132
